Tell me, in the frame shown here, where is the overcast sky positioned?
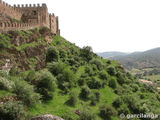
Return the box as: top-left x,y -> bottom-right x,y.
4,0 -> 160,52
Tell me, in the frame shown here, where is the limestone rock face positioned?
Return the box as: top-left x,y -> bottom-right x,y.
30,114 -> 64,120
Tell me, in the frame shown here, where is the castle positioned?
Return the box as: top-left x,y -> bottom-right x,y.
0,0 -> 60,35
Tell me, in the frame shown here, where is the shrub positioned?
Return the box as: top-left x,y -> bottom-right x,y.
99,70 -> 109,80
0,101 -> 27,120
79,86 -> 91,100
66,91 -> 78,106
79,108 -> 96,120
56,68 -> 76,92
47,62 -> 66,76
46,47 -> 59,62
109,78 -> 117,88
25,70 -> 36,82
80,46 -> 93,61
0,33 -> 11,49
90,90 -> 100,105
0,76 -> 15,90
107,66 -> 116,76
99,105 -> 117,120
87,77 -> 102,89
117,104 -> 130,115
13,79 -> 41,106
116,72 -> 125,84
112,97 -> 123,108
90,59 -> 104,70
36,70 -> 57,101
9,66 -> 19,76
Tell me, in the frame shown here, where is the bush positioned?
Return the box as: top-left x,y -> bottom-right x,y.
25,70 -> 36,82
90,90 -> 100,105
46,47 -> 59,62
13,79 -> 41,106
87,77 -> 102,89
56,68 -> 76,92
99,70 -> 109,80
0,33 -> 11,49
117,104 -> 130,115
80,46 -> 93,61
66,91 -> 78,106
47,62 -> 66,76
107,66 -> 116,76
0,76 -> 15,90
36,70 -> 57,101
79,108 -> 96,120
90,59 -> 104,70
0,101 -> 27,120
79,86 -> 91,100
112,97 -> 123,108
99,105 -> 117,120
109,78 -> 117,88
116,72 -> 125,84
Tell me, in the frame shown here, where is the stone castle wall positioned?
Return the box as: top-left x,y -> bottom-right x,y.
0,0 -> 60,34
0,0 -> 22,20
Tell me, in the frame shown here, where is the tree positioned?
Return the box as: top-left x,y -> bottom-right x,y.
109,78 -> 117,89
46,47 -> 59,62
99,105 -> 117,120
36,70 -> 57,101
79,86 -> 91,100
66,91 -> 78,106
13,79 -> 41,106
81,46 -> 93,61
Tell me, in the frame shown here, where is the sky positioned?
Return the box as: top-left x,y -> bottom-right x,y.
4,0 -> 160,53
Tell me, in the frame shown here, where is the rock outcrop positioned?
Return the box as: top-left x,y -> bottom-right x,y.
30,114 -> 64,120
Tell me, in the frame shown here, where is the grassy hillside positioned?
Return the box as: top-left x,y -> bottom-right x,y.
0,28 -> 160,120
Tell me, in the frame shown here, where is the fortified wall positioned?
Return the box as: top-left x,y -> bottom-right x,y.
0,0 -> 60,34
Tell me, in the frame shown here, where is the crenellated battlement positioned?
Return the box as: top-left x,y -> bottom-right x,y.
0,1 -> 60,34
13,3 -> 47,8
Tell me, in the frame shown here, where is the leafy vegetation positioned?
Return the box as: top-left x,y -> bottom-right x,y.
0,29 -> 159,120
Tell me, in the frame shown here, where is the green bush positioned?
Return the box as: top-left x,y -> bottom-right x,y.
107,66 -> 116,76
99,70 -> 109,80
0,76 -> 14,90
117,104 -> 130,115
36,70 -> 57,101
99,105 -> 117,120
79,108 -> 96,120
56,68 -> 76,92
46,47 -> 59,62
90,59 -> 104,70
13,79 -> 41,106
25,70 -> 36,82
80,46 -> 93,61
116,72 -> 125,84
87,77 -> 102,89
79,86 -> 91,100
0,101 -> 27,120
47,62 -> 66,76
90,90 -> 100,105
109,78 -> 117,88
112,97 -> 123,108
0,33 -> 11,49
66,90 -> 78,106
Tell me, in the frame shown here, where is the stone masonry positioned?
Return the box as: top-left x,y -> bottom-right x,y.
0,0 -> 60,34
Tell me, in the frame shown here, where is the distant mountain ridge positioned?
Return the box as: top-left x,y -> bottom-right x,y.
97,51 -> 128,59
98,47 -> 160,70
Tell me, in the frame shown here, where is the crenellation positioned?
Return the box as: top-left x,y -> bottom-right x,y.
0,1 -> 60,34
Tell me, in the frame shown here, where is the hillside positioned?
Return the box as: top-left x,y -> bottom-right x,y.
106,48 -> 160,70
0,28 -> 160,120
97,52 -> 128,59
